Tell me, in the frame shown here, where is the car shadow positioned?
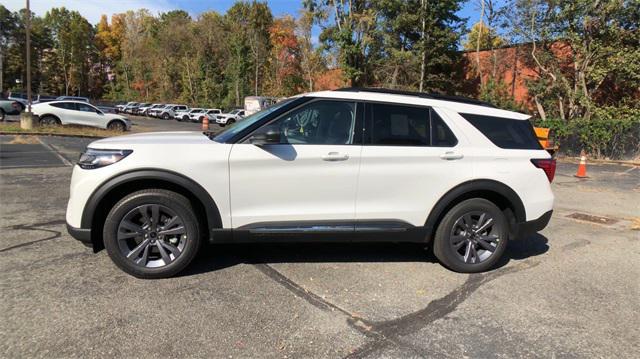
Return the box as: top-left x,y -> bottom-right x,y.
178,233 -> 550,277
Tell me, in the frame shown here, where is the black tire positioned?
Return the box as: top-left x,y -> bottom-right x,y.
182,115 -> 189,121
40,115 -> 61,126
227,119 -> 235,125
103,189 -> 202,279
107,120 -> 126,132
163,113 -> 170,120
0,109 -> 5,121
433,198 -> 508,273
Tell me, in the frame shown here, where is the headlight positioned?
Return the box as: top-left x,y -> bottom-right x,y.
78,148 -> 132,169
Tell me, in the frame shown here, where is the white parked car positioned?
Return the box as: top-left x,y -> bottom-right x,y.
33,101 -> 131,131
139,103 -> 164,116
122,102 -> 139,114
199,109 -> 222,123
157,105 -> 188,120
174,108 -> 205,122
57,96 -> 89,102
66,88 -> 554,278
215,109 -> 245,126
115,102 -> 135,114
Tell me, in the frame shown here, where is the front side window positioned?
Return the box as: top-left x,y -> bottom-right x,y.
252,100 -> 356,145
368,103 -> 457,147
76,103 -> 97,112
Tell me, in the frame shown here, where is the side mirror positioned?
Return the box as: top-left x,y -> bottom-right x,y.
250,129 -> 281,145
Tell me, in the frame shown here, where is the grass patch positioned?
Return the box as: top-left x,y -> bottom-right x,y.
0,122 -> 124,137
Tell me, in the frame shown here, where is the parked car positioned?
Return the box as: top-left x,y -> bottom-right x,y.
7,92 -> 27,110
132,103 -> 151,115
0,99 -> 22,120
123,102 -> 140,114
198,109 -> 222,123
115,102 -> 135,114
244,96 -> 276,116
139,103 -> 164,117
215,109 -> 245,126
157,104 -> 188,120
57,96 -> 89,102
146,104 -> 166,118
36,95 -> 58,103
175,108 -> 205,122
65,88 -> 554,278
32,101 -> 131,131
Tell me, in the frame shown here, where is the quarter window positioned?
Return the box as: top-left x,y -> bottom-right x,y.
253,100 -> 356,145
461,113 -> 541,150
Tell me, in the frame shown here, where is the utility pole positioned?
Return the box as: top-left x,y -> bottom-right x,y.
26,0 -> 31,113
20,0 -> 34,129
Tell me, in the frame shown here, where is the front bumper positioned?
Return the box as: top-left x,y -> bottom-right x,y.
516,210 -> 552,239
66,222 -> 92,248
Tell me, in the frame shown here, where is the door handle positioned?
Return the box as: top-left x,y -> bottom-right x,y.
322,152 -> 349,161
440,151 -> 464,160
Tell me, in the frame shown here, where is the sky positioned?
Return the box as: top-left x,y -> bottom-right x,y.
4,0 -> 485,33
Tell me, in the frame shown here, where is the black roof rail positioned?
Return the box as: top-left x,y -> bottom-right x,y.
334,87 -> 496,108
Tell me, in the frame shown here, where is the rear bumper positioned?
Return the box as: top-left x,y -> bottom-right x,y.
66,222 -> 92,247
516,210 -> 552,238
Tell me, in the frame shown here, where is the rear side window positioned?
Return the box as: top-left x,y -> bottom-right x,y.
461,113 -> 542,150
368,103 -> 457,147
51,102 -> 75,110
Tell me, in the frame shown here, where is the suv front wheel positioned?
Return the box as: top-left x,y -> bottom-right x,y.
103,189 -> 201,278
433,198 -> 508,273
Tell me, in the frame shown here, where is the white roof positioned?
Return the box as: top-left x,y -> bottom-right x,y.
303,89 -> 530,120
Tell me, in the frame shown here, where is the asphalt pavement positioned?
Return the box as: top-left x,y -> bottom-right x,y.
1,132 -> 639,358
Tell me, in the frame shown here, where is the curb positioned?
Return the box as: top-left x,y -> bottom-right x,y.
0,131 -> 105,139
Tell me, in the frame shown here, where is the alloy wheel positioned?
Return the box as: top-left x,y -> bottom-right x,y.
116,204 -> 188,268
449,211 -> 501,264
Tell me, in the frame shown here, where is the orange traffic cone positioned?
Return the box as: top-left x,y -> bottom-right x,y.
574,150 -> 588,178
202,116 -> 209,131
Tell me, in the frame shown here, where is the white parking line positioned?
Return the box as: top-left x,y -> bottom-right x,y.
36,138 -> 72,167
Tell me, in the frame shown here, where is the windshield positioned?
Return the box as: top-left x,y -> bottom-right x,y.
213,99 -> 294,143
230,109 -> 242,114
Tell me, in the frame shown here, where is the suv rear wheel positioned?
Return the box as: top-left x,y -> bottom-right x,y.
433,198 -> 508,273
103,189 -> 201,279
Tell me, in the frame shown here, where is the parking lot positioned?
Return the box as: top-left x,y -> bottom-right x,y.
1,126 -> 639,357
1,113 -> 208,134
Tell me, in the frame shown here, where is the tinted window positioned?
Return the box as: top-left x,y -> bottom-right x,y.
76,103 -> 97,112
51,102 -> 75,110
368,103 -> 457,147
461,113 -> 542,150
430,110 -> 457,147
253,100 -> 356,145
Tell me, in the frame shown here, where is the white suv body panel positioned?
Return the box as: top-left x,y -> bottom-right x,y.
66,132 -> 233,228
66,90 -> 553,238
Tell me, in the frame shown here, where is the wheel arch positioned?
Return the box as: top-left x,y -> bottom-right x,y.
424,179 -> 526,240
82,169 -> 222,251
106,119 -> 126,129
39,113 -> 62,123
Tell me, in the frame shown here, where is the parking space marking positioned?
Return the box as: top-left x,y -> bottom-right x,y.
37,137 -> 73,167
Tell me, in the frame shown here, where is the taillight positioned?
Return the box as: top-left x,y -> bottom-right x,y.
531,158 -> 556,182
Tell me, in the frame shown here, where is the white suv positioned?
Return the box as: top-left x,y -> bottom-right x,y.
215,109 -> 245,126
66,88 -> 554,278
175,108 -> 205,122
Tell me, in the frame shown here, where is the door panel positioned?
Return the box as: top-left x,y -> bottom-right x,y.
228,99 -> 362,228
229,144 -> 361,227
356,104 -> 472,226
